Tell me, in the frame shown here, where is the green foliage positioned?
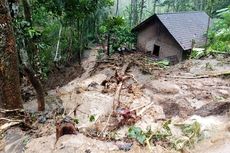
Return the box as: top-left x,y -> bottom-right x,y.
127,120 -> 201,151
153,120 -> 172,141
173,121 -> 201,150
112,24 -> 135,50
99,16 -> 135,52
128,126 -> 147,144
16,0 -> 114,77
181,121 -> 201,139
156,60 -> 170,68
190,48 -> 205,59
128,120 -> 172,145
96,48 -> 104,60
73,118 -> 79,124
208,6 -> 230,53
89,115 -> 96,122
102,16 -> 125,31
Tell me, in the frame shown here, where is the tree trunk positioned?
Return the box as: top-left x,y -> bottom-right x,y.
22,0 -> 45,111
22,0 -> 41,73
107,32 -> 111,56
153,0 -> 157,13
54,23 -> 62,62
131,0 -> 138,26
115,0 -> 119,16
0,0 -> 23,109
140,0 -> 145,21
22,0 -> 32,25
23,66 -> 45,111
77,20 -> 81,64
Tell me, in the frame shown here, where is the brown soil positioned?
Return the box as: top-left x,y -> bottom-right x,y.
2,48 -> 230,153
44,63 -> 84,90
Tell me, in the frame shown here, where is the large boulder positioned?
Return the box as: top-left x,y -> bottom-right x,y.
148,81 -> 180,95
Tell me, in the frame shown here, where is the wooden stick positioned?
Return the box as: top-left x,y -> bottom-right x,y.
0,109 -> 24,113
0,121 -> 22,133
100,62 -> 133,135
98,111 -> 112,137
168,71 -> 230,79
113,62 -> 132,110
137,102 -> 154,116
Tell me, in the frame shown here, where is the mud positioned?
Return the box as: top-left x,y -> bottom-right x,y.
1,49 -> 230,153
195,102 -> 230,117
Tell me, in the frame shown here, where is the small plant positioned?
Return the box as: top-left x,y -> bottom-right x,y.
96,49 -> 104,60
22,138 -> 30,145
89,115 -> 96,122
128,126 -> 146,145
205,62 -> 214,71
127,120 -> 201,151
172,121 -> 201,150
156,60 -> 170,68
190,48 -> 205,59
73,118 -> 79,124
208,7 -> 230,53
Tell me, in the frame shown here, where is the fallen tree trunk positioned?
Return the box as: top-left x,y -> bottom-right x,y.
113,62 -> 132,110
99,61 -> 133,136
169,71 -> 230,79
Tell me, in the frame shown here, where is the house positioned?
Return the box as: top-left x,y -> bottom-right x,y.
132,11 -> 210,63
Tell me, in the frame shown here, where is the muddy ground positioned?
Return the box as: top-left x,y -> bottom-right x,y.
1,48 -> 230,153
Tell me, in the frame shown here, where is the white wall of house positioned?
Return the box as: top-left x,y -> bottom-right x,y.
137,19 -> 183,61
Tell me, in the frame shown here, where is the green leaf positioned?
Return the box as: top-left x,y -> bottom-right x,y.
128,126 -> 146,144
89,115 -> 95,122
136,134 -> 147,144
74,118 -> 79,124
156,60 -> 170,68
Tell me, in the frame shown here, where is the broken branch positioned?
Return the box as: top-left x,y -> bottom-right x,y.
169,71 -> 230,79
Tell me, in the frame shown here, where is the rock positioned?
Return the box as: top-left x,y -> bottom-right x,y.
38,116 -> 47,124
3,128 -> 28,153
63,91 -> 113,127
135,117 -> 161,133
77,74 -> 107,89
23,95 -> 64,114
149,81 -> 180,94
160,102 -> 193,118
115,127 -> 129,140
189,99 -> 206,109
217,90 -> 229,98
54,134 -> 119,153
115,141 -> 133,151
24,134 -> 56,153
194,102 -> 230,117
152,94 -> 168,103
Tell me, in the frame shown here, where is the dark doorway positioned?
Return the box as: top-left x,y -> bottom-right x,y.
153,45 -> 160,56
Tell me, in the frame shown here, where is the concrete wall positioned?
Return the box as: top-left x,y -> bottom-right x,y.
136,19 -> 183,61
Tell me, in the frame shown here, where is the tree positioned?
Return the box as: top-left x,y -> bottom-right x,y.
20,0 -> 45,111
140,0 -> 146,21
100,16 -> 125,56
0,0 -> 23,109
115,0 -> 119,16
208,6 -> 230,52
153,0 -> 158,13
131,0 -> 138,26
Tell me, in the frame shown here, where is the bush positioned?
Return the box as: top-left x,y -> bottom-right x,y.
208,6 -> 230,53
